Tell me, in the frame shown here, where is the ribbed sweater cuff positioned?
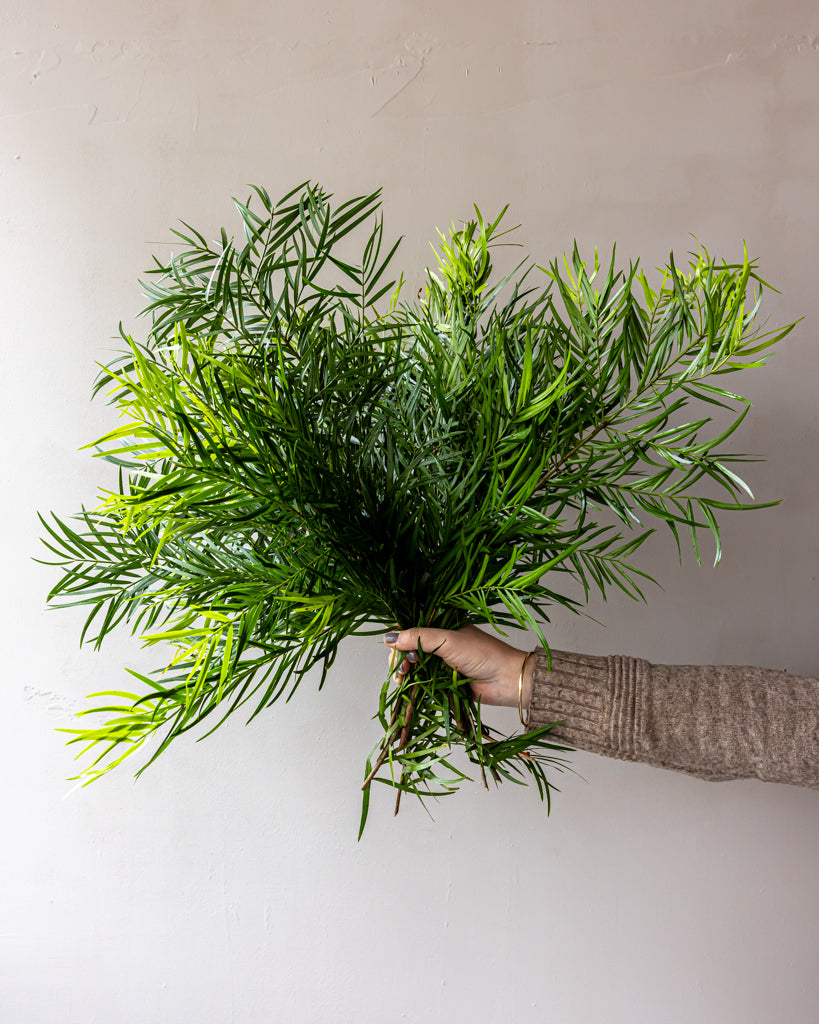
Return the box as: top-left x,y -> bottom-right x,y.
526,647 -> 647,760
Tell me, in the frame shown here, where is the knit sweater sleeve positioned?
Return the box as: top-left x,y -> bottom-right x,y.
526,648 -> 819,788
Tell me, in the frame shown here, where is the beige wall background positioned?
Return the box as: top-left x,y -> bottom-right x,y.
2,2 -> 817,1021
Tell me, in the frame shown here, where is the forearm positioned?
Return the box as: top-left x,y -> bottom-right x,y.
526,648 -> 819,788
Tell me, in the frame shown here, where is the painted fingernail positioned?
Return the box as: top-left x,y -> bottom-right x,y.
406,651 -> 417,663
384,631 -> 399,644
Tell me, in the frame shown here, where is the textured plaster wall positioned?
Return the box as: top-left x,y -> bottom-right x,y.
2,2 -> 818,1022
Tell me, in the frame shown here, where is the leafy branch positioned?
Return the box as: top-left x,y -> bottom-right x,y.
39,184 -> 796,832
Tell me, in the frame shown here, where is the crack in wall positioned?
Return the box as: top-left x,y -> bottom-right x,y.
371,54 -> 428,117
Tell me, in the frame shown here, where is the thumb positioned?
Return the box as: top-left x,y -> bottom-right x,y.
385,626 -> 455,661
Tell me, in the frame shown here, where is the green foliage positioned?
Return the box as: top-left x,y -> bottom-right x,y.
38,182 -> 796,832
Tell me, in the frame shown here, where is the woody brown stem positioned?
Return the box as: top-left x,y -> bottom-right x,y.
361,744 -> 392,790
361,683 -> 420,791
396,683 -> 420,751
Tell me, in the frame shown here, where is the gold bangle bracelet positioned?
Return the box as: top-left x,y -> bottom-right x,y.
518,650 -> 533,727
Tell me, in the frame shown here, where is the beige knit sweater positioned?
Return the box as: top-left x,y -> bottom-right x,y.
526,649 -> 819,788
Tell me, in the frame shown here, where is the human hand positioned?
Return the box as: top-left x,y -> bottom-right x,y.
384,625 -> 534,711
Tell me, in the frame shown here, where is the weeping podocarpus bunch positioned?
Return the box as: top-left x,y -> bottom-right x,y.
39,183 -> 795,834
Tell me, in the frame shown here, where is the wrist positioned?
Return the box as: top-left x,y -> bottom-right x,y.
500,647 -> 535,710
517,650 -> 535,724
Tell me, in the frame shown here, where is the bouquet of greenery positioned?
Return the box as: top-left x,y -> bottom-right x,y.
39,183 -> 794,833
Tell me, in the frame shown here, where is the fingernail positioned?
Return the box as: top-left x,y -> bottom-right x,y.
406,651 -> 417,663
384,632 -> 399,644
